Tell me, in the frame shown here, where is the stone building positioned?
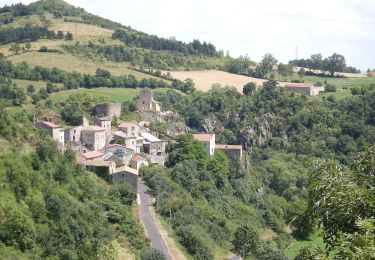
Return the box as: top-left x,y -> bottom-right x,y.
215,144 -> 243,159
131,154 -> 149,170
193,134 -> 216,156
81,126 -> 106,151
94,103 -> 121,118
94,117 -> 112,136
140,132 -> 166,155
36,121 -> 64,145
65,126 -> 83,143
118,122 -> 139,137
111,166 -> 138,191
283,83 -> 325,96
137,87 -> 161,112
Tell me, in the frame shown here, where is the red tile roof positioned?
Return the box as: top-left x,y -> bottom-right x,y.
118,122 -> 137,129
41,121 -> 60,128
131,154 -> 144,162
82,151 -> 104,160
285,83 -> 313,88
193,134 -> 215,142
83,126 -> 105,132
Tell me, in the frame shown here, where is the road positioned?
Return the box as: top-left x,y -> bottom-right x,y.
138,179 -> 172,260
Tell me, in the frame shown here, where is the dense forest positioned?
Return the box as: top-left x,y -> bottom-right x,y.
0,25 -> 69,45
148,81 -> 375,258
113,29 -> 219,56
0,107 -> 163,259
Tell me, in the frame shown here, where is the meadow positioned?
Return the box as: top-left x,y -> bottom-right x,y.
49,87 -> 172,103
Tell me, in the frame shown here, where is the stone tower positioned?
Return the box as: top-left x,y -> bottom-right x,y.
137,87 -> 153,110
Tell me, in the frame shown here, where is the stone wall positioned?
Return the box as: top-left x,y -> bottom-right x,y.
94,103 -> 121,118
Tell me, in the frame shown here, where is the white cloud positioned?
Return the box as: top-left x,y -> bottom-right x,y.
1,0 -> 374,70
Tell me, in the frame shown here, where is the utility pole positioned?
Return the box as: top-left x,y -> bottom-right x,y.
169,208 -> 172,235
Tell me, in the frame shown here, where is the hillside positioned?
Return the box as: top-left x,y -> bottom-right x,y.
0,1 -> 375,260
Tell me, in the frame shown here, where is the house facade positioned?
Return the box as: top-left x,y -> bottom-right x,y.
36,121 -> 64,145
141,132 -> 166,155
81,126 -> 106,151
94,117 -> 112,136
137,87 -> 161,112
284,83 -> 325,96
193,134 -> 216,156
215,144 -> 243,159
118,122 -> 139,137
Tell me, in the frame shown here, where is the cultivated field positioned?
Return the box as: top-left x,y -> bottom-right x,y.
168,70 -> 272,92
49,87 -> 172,103
8,51 -> 157,79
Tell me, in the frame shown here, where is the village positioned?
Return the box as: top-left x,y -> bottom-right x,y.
35,87 -> 243,191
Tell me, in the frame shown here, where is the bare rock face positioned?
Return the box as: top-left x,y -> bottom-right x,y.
199,117 -> 223,133
240,113 -> 274,150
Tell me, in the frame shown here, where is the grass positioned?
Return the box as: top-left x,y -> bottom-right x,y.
302,75 -> 375,89
285,230 -> 325,259
8,51 -> 159,79
49,87 -> 172,103
13,79 -> 63,91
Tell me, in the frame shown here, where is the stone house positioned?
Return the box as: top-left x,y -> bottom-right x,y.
140,132 -> 166,155
131,154 -> 149,170
105,144 -> 134,165
193,134 -> 216,156
111,166 -> 138,191
118,122 -> 139,137
36,121 -> 64,145
215,144 -> 243,159
284,83 -> 325,96
137,87 -> 161,112
65,126 -> 83,143
81,126 -> 106,151
94,117 -> 112,136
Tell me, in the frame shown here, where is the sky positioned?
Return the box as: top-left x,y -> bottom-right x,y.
1,0 -> 375,71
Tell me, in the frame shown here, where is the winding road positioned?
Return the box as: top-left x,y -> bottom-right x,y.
137,178 -> 242,260
138,179 -> 172,260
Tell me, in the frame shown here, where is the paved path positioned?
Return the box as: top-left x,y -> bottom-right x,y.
138,179 -> 172,260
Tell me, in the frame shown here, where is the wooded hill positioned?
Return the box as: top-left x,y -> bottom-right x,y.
0,1 -> 374,259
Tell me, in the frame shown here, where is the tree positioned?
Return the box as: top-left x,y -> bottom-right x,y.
243,82 -> 256,95
96,68 -> 111,78
140,248 -> 167,260
310,53 -> 323,72
304,145 -> 375,253
298,68 -> 305,80
39,87 -> 49,99
27,84 -> 35,94
259,53 -> 278,79
278,63 -> 288,81
9,43 -> 21,54
57,30 -> 64,39
65,32 -> 73,41
324,53 -> 346,76
232,225 -> 261,258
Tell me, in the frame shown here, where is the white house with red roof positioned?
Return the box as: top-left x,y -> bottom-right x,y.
131,154 -> 149,170
193,134 -> 216,156
36,121 -> 64,145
